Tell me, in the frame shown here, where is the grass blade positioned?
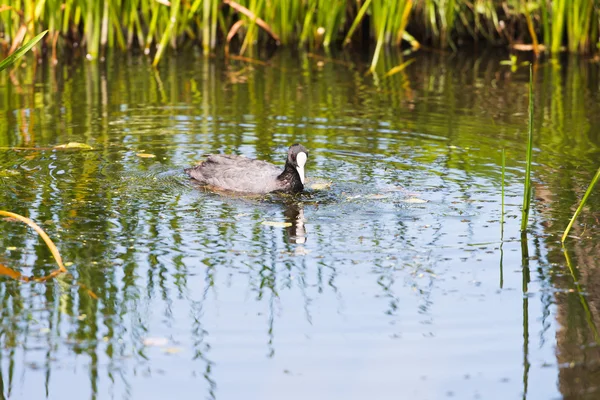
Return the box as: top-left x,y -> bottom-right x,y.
383,58 -> 415,77
520,64 -> 534,232
522,0 -> 539,55
501,148 -> 506,239
0,30 -> 47,72
561,166 -> 600,242
551,0 -> 566,54
152,0 -> 181,66
343,0 -> 372,46
368,4 -> 388,74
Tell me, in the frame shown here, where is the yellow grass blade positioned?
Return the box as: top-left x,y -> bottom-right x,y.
383,58 -> 415,77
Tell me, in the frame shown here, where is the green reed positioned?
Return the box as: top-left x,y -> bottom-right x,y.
0,30 -> 47,72
1,0 -> 600,66
501,148 -> 505,239
561,166 -> 600,243
520,64 -> 534,232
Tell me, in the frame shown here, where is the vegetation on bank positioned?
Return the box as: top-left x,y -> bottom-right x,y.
0,0 -> 599,68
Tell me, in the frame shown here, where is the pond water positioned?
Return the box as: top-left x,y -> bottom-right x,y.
0,50 -> 599,400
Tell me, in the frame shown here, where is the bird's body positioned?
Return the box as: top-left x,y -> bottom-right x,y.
185,144 -> 308,194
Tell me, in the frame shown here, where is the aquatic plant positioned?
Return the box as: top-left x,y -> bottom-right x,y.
1,1 -> 600,68
0,30 -> 66,272
0,30 -> 47,71
501,148 -> 505,239
521,64 -> 534,232
561,167 -> 600,243
0,211 -> 66,273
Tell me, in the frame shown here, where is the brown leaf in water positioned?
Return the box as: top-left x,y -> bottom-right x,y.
366,193 -> 389,199
402,197 -> 428,204
262,221 -> 292,228
308,181 -> 332,190
163,347 -> 183,354
53,142 -> 94,150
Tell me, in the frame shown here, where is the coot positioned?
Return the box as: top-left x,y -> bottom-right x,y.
185,144 -> 308,194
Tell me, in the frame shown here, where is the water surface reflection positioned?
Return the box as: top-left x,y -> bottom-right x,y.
0,51 -> 598,399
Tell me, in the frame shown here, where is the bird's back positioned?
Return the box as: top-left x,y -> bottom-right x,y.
185,154 -> 283,193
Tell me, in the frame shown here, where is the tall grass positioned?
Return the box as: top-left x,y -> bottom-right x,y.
521,64 -> 534,232
1,1 -> 600,67
501,148 -> 505,238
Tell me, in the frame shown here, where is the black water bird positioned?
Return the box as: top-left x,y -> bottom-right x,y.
185,144 -> 308,194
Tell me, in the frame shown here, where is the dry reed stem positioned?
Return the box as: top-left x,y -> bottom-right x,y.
8,25 -> 27,55
0,210 -> 66,272
226,19 -> 245,55
223,0 -> 281,43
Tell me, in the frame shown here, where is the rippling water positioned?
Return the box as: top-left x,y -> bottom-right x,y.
0,51 -> 599,399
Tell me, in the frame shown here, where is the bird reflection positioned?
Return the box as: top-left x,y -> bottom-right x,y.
283,202 -> 306,244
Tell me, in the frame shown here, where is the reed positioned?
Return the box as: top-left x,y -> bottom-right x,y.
501,148 -> 505,239
0,30 -> 47,71
0,31 -> 66,272
561,166 -> 600,243
0,211 -> 66,272
499,148 -> 505,289
520,64 -> 534,232
1,1 -> 600,67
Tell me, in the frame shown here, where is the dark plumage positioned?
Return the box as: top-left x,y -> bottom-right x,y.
185,144 -> 309,194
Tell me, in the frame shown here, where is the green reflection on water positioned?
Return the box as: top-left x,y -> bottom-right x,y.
0,51 -> 599,399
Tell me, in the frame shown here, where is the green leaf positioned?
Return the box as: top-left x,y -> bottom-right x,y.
343,0 -> 373,46
0,30 -> 48,72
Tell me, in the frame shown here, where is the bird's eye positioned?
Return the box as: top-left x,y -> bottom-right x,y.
291,154 -> 296,161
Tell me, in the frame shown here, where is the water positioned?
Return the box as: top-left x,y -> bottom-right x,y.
0,51 -> 599,400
